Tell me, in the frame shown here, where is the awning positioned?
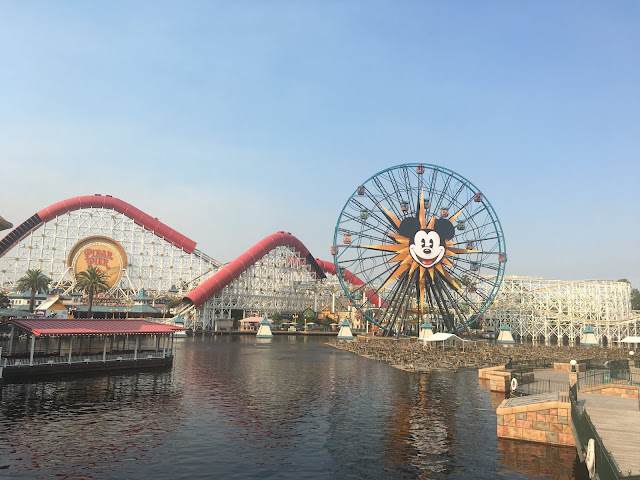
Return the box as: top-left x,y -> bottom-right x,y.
424,332 -> 466,342
240,316 -> 271,323
3,319 -> 182,336
621,336 -> 640,343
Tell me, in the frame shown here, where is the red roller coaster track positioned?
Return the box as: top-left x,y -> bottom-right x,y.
0,194 -> 196,258
1,195 -> 380,309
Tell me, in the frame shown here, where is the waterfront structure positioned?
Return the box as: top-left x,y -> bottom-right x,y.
0,318 -> 181,381
484,276 -> 639,347
580,325 -> 598,346
497,323 -> 515,345
172,314 -> 187,338
418,320 -> 434,342
337,318 -> 354,341
255,316 -> 273,339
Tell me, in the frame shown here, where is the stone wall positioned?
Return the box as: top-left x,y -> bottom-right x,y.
553,362 -> 586,372
478,365 -> 505,379
478,365 -> 512,392
497,396 -> 575,446
579,382 -> 639,399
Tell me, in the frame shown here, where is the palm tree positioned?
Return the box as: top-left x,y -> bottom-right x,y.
16,269 -> 51,312
75,266 -> 110,316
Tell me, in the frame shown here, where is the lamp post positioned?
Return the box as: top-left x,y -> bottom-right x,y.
569,359 -> 578,389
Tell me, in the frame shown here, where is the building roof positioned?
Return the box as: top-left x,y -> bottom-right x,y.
424,332 -> 466,342
133,288 -> 152,301
72,304 -> 161,313
9,291 -> 48,299
0,308 -> 35,317
4,318 -> 182,336
36,296 -> 68,311
621,336 -> 640,343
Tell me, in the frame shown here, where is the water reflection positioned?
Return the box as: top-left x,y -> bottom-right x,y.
498,439 -> 589,480
0,335 -> 586,479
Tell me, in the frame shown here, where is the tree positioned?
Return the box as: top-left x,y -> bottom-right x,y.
271,313 -> 282,325
17,269 -> 50,312
633,288 -> 640,311
75,266 -> 110,315
0,292 -> 10,309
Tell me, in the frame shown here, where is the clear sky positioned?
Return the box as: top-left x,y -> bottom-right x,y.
1,1 -> 639,287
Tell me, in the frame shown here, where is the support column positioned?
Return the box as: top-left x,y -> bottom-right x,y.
29,336 -> 36,366
103,337 -> 107,362
68,337 -> 73,364
155,336 -> 159,353
134,336 -> 139,361
8,325 -> 15,355
162,334 -> 167,358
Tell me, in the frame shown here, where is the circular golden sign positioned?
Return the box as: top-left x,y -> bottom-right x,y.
68,236 -> 127,289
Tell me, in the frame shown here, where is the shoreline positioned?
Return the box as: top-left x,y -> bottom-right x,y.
326,338 -> 634,373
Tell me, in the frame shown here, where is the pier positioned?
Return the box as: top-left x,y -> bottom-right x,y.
497,362 -> 640,479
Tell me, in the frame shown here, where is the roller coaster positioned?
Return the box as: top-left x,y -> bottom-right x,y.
0,195 -> 361,331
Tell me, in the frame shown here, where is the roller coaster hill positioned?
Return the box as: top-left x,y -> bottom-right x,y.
0,194 -> 358,332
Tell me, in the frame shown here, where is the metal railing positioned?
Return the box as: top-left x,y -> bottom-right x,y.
3,351 -> 167,367
504,357 -> 554,369
579,369 -> 640,388
511,378 -> 570,397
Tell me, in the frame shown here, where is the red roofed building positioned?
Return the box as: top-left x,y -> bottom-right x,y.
0,318 -> 184,383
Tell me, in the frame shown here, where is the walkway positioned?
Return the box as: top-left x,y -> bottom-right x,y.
575,393 -> 640,476
527,368 -> 640,476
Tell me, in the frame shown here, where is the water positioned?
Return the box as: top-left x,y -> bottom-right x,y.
0,335 -> 588,479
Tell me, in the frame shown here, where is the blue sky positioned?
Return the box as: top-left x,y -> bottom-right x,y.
1,1 -> 639,287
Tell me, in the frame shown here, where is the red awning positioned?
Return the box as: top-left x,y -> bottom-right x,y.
5,319 -> 182,337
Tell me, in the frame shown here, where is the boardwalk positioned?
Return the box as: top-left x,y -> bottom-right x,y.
576,393 -> 640,476
525,368 -> 640,477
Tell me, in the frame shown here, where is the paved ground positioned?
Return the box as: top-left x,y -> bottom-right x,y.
532,368 -> 571,382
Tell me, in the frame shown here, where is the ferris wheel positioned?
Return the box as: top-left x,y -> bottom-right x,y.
333,163 -> 506,336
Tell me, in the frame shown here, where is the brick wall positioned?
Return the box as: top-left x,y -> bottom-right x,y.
496,399 -> 575,446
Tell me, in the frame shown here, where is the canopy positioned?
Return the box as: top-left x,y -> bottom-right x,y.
3,318 -> 182,336
424,332 -> 466,342
620,336 -> 640,343
239,316 -> 264,323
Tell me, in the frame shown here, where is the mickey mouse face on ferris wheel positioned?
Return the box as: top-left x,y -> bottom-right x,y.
399,217 -> 455,269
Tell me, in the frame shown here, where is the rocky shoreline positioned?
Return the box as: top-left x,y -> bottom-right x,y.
326,337 -> 634,373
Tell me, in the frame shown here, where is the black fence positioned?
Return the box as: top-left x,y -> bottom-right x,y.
511,378 -> 570,397
504,358 -> 554,369
579,368 -> 640,388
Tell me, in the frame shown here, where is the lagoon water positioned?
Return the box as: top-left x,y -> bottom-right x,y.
0,335 -> 588,479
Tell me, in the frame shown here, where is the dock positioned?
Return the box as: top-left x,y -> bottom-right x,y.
573,393 -> 640,478
490,361 -> 640,480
